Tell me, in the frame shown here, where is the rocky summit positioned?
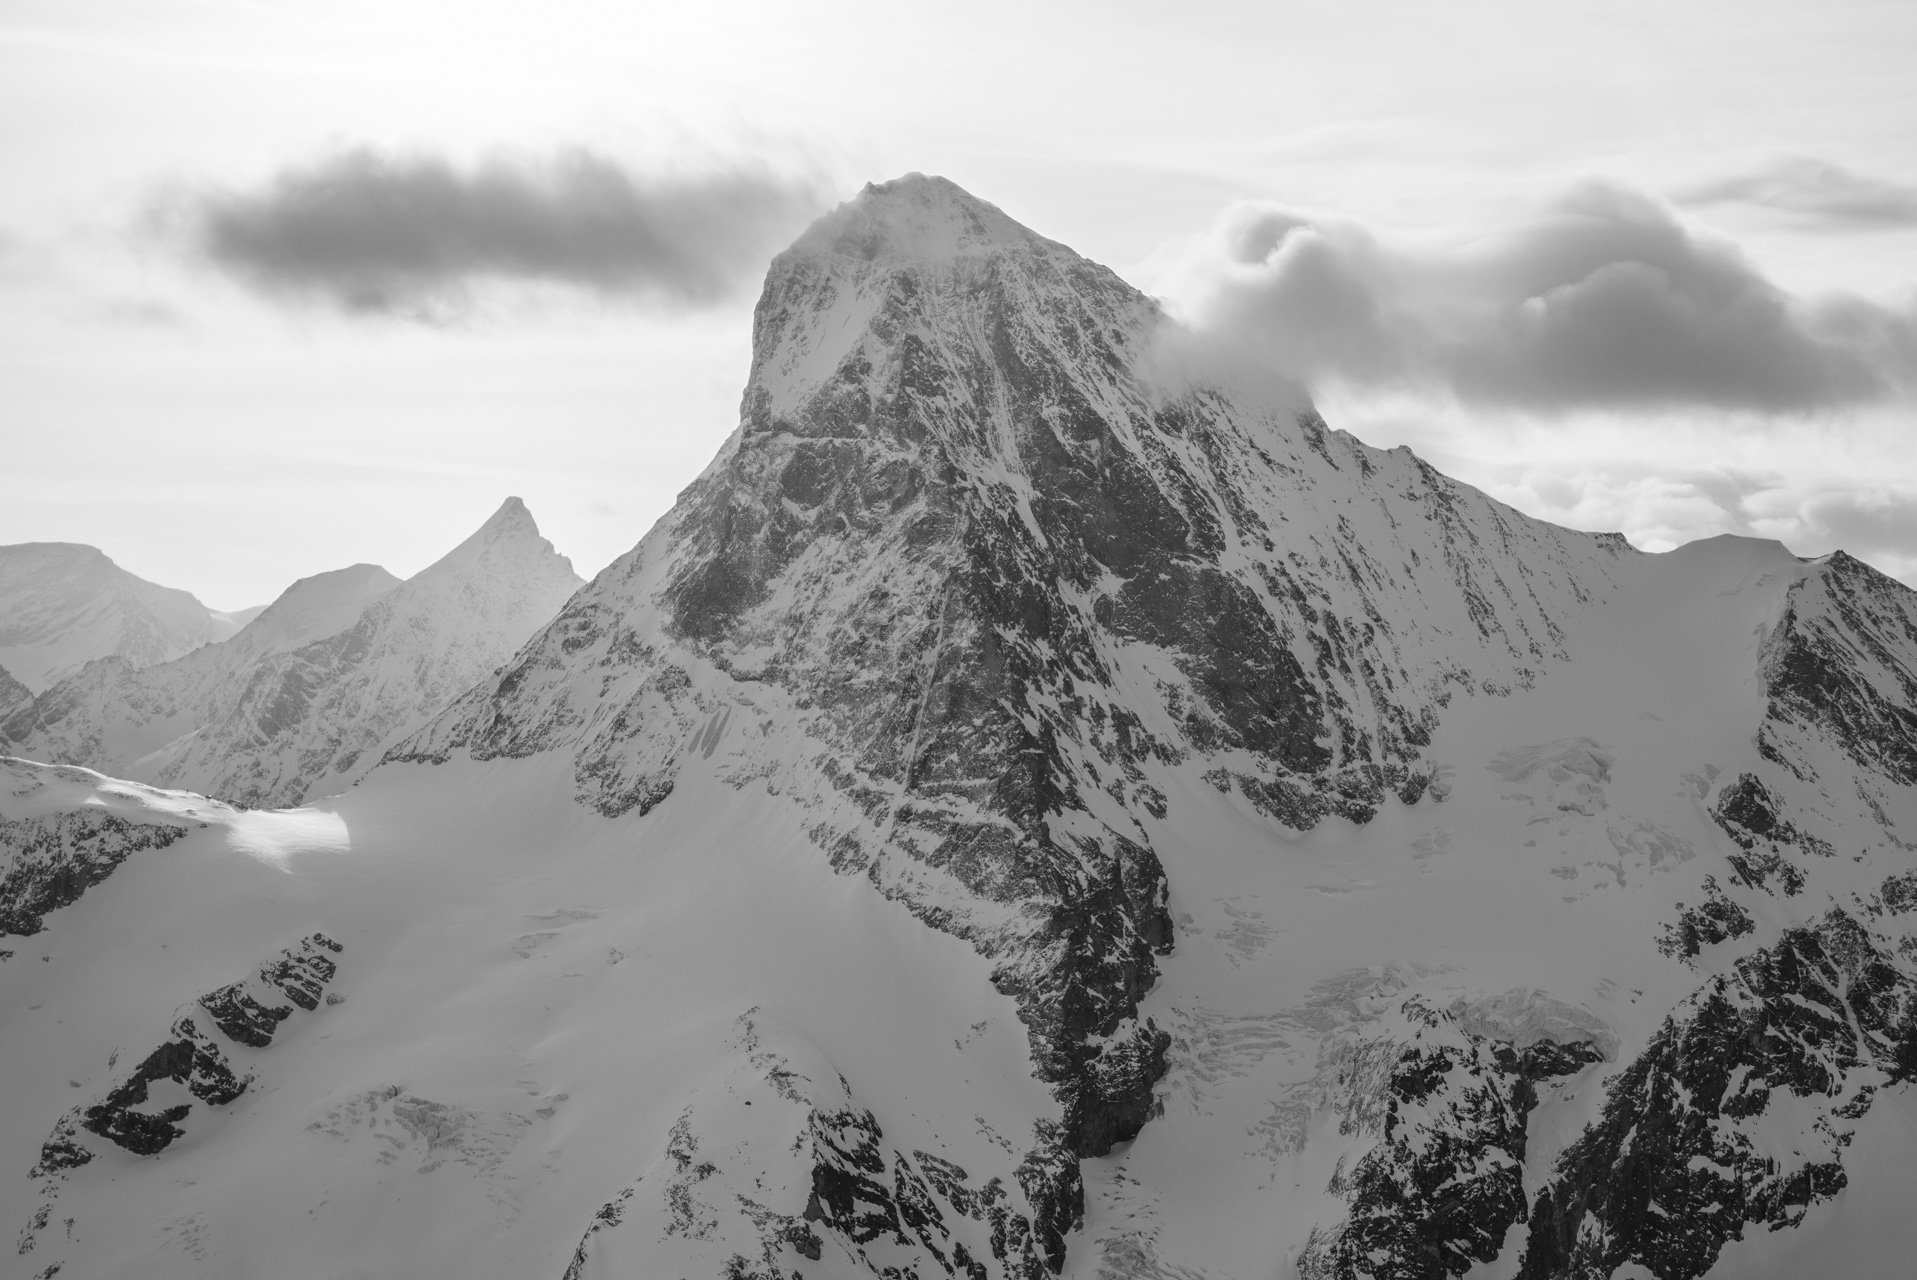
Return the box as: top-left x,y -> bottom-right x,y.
3,175 -> 1916,1280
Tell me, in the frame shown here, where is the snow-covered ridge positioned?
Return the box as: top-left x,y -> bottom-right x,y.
229,562 -> 400,657
0,542 -> 252,693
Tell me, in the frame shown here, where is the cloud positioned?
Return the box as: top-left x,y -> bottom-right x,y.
1146,181 -> 1917,414
166,148 -> 826,317
1677,156 -> 1917,229
1319,387 -> 1917,585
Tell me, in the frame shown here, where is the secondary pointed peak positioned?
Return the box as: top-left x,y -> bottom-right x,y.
411,496 -> 578,586
483,494 -> 534,528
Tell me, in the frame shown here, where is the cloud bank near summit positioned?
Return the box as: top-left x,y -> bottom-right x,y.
169,149 -> 826,317
1147,181 -> 1917,415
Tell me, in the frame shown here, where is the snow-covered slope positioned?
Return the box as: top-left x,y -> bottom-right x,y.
0,544 -> 241,693
3,177 -> 1916,1280
3,503 -> 576,809
225,563 -> 399,657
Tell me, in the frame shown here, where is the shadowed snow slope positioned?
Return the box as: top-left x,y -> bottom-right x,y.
2,502 -> 577,809
4,177 -> 1917,1280
0,543 -> 244,693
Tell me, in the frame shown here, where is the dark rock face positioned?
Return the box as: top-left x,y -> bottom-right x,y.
1657,875 -> 1755,962
260,933 -> 343,1009
805,1107 -> 1066,1279
81,1015 -> 250,1154
1503,554 -> 1917,1280
0,805 -> 188,937
18,933 -> 344,1261
1758,552 -> 1917,788
1300,1001 -> 1605,1280
199,934 -> 342,1044
1520,910 -> 1916,1280
1710,773 -> 1817,893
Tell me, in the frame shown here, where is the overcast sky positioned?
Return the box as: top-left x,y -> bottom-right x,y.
3,0 -> 1914,608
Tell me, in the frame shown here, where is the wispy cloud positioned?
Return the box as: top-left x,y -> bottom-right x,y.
163,148 -> 827,318
1146,181 -> 1917,414
1677,156 -> 1917,230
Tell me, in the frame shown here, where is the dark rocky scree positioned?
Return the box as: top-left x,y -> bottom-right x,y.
1298,1001 -> 1605,1280
1519,910 -> 1917,1280
392,177 -> 1630,1275
0,806 -> 189,937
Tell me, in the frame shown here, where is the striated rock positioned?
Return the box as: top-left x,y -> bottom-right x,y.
0,803 -> 188,937
81,1015 -> 251,1154
199,934 -> 342,1045
1520,910 -> 1917,1280
1299,997 -> 1607,1280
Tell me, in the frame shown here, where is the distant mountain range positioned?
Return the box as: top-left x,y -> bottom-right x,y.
1,499 -> 580,807
0,542 -> 268,695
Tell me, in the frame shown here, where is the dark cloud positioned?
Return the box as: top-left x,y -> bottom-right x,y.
1678,156 -> 1917,229
1163,181 -> 1917,414
170,149 -> 826,316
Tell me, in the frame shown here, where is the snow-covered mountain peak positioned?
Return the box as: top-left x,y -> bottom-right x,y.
789,172 -> 1044,264
412,495 -> 570,583
0,542 -> 235,691
229,562 -> 399,657
746,173 -> 1150,419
